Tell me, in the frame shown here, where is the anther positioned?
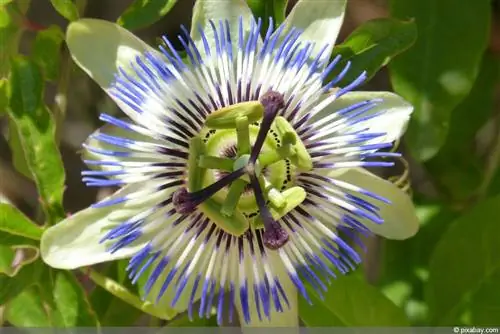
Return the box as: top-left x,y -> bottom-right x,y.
249,173 -> 289,250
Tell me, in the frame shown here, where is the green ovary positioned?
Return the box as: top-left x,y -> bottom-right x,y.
187,103 -> 313,236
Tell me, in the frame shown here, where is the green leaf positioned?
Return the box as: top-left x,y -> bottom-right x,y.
0,230 -> 39,247
246,0 -> 288,32
117,0 -> 178,31
90,261 -> 142,326
8,118 -> 32,179
0,78 -> 7,114
427,195 -> 500,325
379,200 -> 458,325
330,17 -> 417,87
0,0 -> 25,76
389,0 -> 490,161
49,270 -> 100,327
0,258 -> 44,304
299,274 -> 410,326
0,203 -> 43,240
0,244 -> 39,277
7,56 -> 65,225
32,25 -> 64,81
49,0 -> 78,21
426,53 -> 500,202
5,286 -> 52,327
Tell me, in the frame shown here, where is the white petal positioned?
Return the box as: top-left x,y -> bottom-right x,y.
332,168 -> 419,240
82,122 -> 166,172
314,91 -> 413,143
66,19 -> 160,90
190,0 -> 261,53
275,0 -> 347,69
66,19 -> 164,121
236,252 -> 299,327
40,183 -> 169,269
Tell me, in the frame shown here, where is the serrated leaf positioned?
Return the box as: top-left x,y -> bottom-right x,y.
330,17 -> 417,86
299,274 -> 410,326
389,0 -> 490,161
427,195 -> 500,325
49,0 -> 78,21
426,53 -> 500,202
4,286 -> 52,327
117,0 -> 177,31
0,203 -> 43,240
33,25 -> 64,81
7,56 -> 65,225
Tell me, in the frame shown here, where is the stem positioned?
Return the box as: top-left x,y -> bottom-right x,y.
82,268 -> 177,320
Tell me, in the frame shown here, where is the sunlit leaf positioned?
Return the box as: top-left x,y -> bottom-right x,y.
330,17 -> 417,86
32,25 -> 64,81
427,195 -> 500,325
389,0 -> 490,161
7,56 -> 65,225
299,274 -> 410,326
49,0 -> 78,21
117,0 -> 178,31
0,203 -> 43,240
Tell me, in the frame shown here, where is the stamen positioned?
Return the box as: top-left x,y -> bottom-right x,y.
249,173 -> 289,250
198,155 -> 234,171
249,91 -> 285,164
221,179 -> 247,217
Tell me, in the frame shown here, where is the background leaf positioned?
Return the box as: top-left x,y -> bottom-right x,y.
32,25 -> 64,81
49,0 -> 78,22
389,0 -> 491,161
246,0 -> 288,33
0,259 -> 44,304
299,273 -> 410,326
426,53 -> 500,203
330,17 -> 417,86
117,0 -> 178,31
427,194 -> 500,325
89,261 -> 142,326
4,286 -> 52,327
0,203 -> 43,240
7,56 -> 65,225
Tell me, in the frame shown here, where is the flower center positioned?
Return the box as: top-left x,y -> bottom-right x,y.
174,91 -> 312,249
